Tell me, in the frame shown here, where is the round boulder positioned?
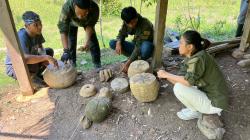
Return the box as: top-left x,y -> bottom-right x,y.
85,97 -> 111,123
98,87 -> 112,99
111,78 -> 129,94
79,84 -> 97,98
130,73 -> 159,102
197,114 -> 225,140
128,60 -> 150,78
43,61 -> 77,89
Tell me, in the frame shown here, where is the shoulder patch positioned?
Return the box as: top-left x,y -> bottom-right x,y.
187,62 -> 196,73
188,57 -> 199,64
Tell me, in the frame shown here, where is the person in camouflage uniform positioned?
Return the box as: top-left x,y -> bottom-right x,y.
157,30 -> 228,121
58,0 -> 101,68
109,6 -> 154,73
236,0 -> 249,37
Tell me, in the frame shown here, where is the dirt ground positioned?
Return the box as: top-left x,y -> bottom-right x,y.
0,51 -> 250,140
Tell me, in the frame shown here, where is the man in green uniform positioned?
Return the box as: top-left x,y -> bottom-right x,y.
109,6 -> 154,73
58,0 -> 101,68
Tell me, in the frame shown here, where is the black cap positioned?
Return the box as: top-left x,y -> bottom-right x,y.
74,0 -> 91,9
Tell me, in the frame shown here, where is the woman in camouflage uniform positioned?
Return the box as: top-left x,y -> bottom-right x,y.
157,30 -> 229,120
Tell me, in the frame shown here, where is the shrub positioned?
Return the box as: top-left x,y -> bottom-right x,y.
101,0 -> 122,16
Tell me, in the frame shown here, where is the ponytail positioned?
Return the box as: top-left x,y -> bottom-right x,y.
182,30 -> 211,55
201,38 -> 211,49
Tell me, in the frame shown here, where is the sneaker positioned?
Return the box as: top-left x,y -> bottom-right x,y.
177,108 -> 202,120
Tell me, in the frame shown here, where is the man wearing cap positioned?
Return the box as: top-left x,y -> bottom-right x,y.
109,7 -> 154,73
58,0 -> 101,68
5,11 -> 58,85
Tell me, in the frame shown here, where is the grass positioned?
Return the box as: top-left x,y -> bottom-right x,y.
0,51 -> 17,89
0,0 -> 241,88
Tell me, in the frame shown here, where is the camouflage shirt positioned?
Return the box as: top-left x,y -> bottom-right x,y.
179,50 -> 229,109
57,0 -> 99,33
117,15 -> 154,61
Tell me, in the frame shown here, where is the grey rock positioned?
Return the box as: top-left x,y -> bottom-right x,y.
197,114 -> 225,140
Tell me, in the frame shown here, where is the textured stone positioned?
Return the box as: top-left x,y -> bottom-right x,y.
98,87 -> 112,99
243,54 -> 250,59
99,69 -> 113,82
128,60 -> 150,78
232,49 -> 244,59
237,59 -> 250,67
85,97 -> 111,123
81,116 -> 92,129
111,78 -> 129,94
79,84 -> 96,98
197,114 -> 225,140
130,73 -> 159,102
43,60 -> 77,89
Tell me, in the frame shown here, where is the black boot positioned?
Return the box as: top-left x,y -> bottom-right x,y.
236,24 -> 244,37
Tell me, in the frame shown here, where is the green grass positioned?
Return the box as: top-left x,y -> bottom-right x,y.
0,0 -> 241,88
76,49 -> 127,71
0,51 -> 17,88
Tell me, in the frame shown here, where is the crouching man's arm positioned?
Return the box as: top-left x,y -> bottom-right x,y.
24,54 -> 58,68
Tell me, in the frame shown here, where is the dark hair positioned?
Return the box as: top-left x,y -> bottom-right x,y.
182,30 -> 211,54
22,11 -> 40,23
74,0 -> 91,9
121,6 -> 138,24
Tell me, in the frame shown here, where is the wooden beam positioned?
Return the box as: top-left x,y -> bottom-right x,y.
239,2 -> 250,51
0,0 -> 34,95
151,0 -> 168,69
210,37 -> 241,47
206,43 -> 239,54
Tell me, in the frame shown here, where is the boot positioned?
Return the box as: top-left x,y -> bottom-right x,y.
236,24 -> 244,37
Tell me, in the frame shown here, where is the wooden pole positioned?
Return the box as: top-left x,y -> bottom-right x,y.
0,0 -> 34,95
151,0 -> 168,69
239,2 -> 250,51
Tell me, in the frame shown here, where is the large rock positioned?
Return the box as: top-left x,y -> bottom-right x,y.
99,69 -> 113,82
81,116 -> 92,129
111,78 -> 129,93
232,49 -> 245,59
130,73 -> 159,102
128,60 -> 150,78
98,87 -> 112,99
243,53 -> 250,59
85,97 -> 111,123
43,61 -> 77,89
237,59 -> 250,67
79,84 -> 97,98
197,114 -> 225,140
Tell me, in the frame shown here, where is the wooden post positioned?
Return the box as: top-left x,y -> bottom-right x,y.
0,0 -> 34,95
151,0 -> 168,69
239,2 -> 250,52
